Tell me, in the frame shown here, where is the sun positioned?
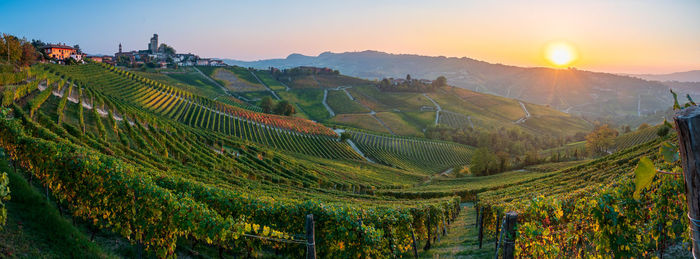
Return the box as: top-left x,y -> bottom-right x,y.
545,42 -> 578,67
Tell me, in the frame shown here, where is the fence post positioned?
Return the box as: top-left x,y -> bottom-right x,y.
478,207 -> 484,249
306,214 -> 316,259
475,205 -> 479,227
503,212 -> 518,259
494,212 -> 502,252
674,106 -> 700,259
436,220 -> 440,242
442,213 -> 447,235
410,227 -> 419,259
423,214 -> 431,251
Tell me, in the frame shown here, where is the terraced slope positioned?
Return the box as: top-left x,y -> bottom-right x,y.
541,125 -> 664,157
41,63 -> 362,160
345,129 -> 474,173
2,67 -> 465,257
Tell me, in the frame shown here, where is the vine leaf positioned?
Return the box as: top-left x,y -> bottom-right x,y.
670,89 -> 681,110
634,156 -> 656,200
659,142 -> 679,164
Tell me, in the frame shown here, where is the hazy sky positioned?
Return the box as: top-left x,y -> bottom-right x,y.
1,0 -> 698,74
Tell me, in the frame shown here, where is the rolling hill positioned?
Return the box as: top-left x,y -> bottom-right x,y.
226,50 -> 692,124
628,70 -> 700,82
0,58 -> 689,258
188,65 -> 592,140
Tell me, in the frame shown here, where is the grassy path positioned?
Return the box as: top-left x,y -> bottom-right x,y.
419,203 -> 495,258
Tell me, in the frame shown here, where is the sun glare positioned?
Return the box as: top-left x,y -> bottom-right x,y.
545,42 -> 578,67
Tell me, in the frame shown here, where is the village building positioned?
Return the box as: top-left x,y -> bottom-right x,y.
41,44 -> 77,60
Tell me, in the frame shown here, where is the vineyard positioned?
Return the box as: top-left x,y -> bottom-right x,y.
345,128 -> 474,173
0,64 -> 474,257
541,125 -> 664,158
37,63 -> 370,160
437,110 -> 473,129
0,62 -> 694,258
475,135 -> 690,257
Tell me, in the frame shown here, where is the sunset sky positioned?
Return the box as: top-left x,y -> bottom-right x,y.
1,0 -> 698,74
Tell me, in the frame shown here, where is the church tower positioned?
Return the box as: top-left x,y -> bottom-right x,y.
149,34 -> 158,54
118,43 -> 122,53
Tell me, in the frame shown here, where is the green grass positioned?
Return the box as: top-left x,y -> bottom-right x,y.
277,89 -> 330,121
417,203 -> 495,258
350,86 -> 432,112
252,70 -> 287,92
379,169 -> 547,199
330,114 -> 391,134
375,111 -> 425,136
0,159 -> 114,258
326,89 -> 369,114
314,74 -> 373,88
227,66 -> 261,85
240,90 -> 274,101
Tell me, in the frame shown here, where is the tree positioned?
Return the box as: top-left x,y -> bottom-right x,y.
585,124 -> 619,155
73,44 -> 81,53
274,100 -> 295,116
432,76 -> 447,88
19,42 -> 37,66
379,78 -> 391,89
158,44 -> 176,55
622,125 -> 631,133
405,74 -> 411,81
495,151 -> 509,172
638,123 -> 650,130
260,96 -> 274,113
470,147 -> 499,176
30,39 -> 45,49
340,132 -> 350,142
116,55 -> 131,67
1,34 -> 22,64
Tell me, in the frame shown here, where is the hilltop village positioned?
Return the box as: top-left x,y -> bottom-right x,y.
38,33 -> 225,68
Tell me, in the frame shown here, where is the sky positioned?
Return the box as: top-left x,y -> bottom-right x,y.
1,0 -> 698,74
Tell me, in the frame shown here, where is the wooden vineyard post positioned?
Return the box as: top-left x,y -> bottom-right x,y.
436,220 -> 440,242
478,207 -> 484,249
424,214 -> 431,251
410,227 -> 419,259
475,206 -> 480,227
673,106 -> 700,259
502,212 -> 518,259
494,212 -> 502,252
442,213 -> 447,235
306,214 -> 316,259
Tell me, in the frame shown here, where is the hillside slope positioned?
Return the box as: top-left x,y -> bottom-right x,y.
226,50 -> 688,123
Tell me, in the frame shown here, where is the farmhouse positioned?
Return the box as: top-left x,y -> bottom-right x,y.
41,44 -> 77,60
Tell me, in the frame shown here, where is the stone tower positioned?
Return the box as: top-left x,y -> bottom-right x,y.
118,43 -> 122,53
149,34 -> 158,54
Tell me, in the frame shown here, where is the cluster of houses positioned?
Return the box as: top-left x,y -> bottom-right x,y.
389,78 -> 432,85
42,33 -> 225,68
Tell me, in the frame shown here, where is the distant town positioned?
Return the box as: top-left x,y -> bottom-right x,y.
38,33 -> 225,68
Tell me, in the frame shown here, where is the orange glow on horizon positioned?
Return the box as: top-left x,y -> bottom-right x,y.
544,42 -> 578,68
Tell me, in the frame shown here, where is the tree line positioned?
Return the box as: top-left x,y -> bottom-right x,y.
426,124 -> 590,176
0,33 -> 39,67
378,75 -> 447,92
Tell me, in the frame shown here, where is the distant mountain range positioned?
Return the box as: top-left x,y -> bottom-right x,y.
225,50 -> 697,123
625,70 -> 700,83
